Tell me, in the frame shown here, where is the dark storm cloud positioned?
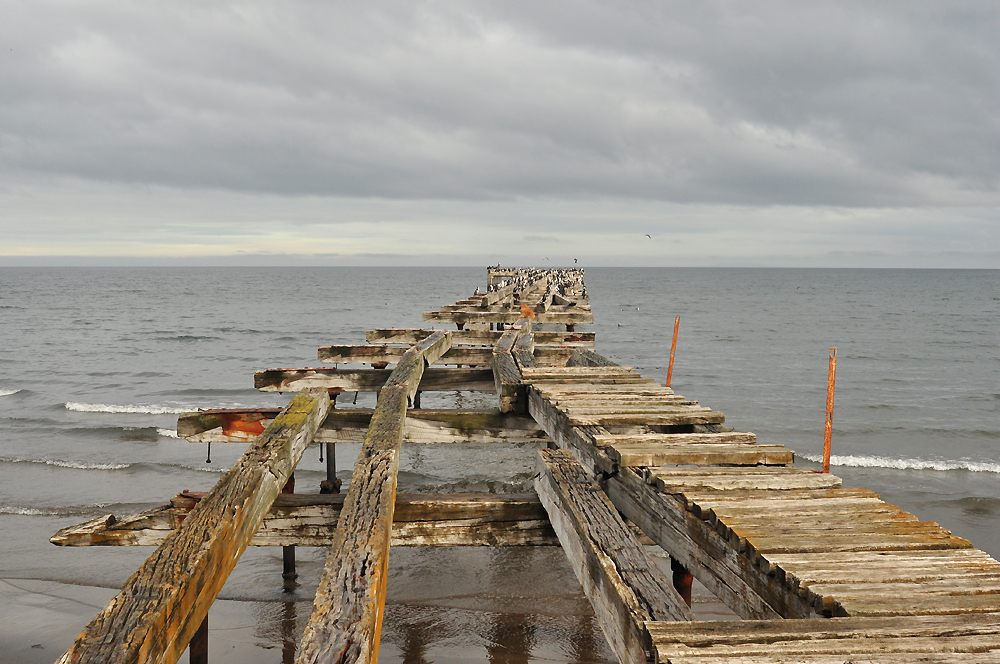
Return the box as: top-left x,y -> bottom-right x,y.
1,1 -> 998,206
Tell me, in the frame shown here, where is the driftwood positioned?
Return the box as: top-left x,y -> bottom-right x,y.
56,389 -> 330,664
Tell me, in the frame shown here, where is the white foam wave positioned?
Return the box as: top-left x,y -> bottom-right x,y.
801,453 -> 1000,474
66,402 -> 192,415
0,389 -> 21,397
0,506 -> 49,515
157,428 -> 179,438
0,456 -> 131,470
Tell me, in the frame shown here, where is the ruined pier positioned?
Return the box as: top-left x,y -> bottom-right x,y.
53,267 -> 1000,663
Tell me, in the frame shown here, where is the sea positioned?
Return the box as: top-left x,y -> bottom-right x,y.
1,266 -> 998,663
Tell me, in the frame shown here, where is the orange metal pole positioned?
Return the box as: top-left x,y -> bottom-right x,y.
666,316 -> 680,388
822,347 -> 837,473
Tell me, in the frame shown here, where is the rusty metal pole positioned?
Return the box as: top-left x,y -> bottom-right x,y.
822,348 -> 838,474
666,316 -> 680,388
282,473 -> 296,582
190,614 -> 208,664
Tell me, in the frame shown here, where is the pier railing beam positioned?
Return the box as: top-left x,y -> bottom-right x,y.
56,388 -> 330,664
535,449 -> 690,664
296,331 -> 451,664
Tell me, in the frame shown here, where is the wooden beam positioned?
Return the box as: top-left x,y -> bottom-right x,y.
317,344 -> 573,366
56,389 -> 330,664
423,310 -> 594,325
605,468 -> 800,620
492,320 -> 529,413
254,367 -> 494,393
365,328 -> 595,347
50,493 -> 559,548
297,331 -> 448,664
535,449 -> 690,664
645,614 -> 1000,664
567,348 -> 621,367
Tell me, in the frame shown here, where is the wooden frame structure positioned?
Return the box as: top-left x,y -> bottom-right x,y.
53,267 -> 1000,664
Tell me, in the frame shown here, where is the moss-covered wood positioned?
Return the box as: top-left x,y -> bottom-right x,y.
56,389 -> 330,664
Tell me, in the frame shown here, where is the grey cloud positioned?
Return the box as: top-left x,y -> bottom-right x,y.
1,1 -> 998,207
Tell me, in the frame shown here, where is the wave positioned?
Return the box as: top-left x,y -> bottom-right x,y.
66,402 -> 194,414
0,456 -> 131,470
800,453 -> 1000,474
157,428 -> 179,438
0,388 -> 21,397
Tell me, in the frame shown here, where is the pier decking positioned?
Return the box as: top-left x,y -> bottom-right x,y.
52,267 -> 1000,663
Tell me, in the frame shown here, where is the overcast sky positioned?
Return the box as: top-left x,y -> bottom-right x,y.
2,1 -> 998,266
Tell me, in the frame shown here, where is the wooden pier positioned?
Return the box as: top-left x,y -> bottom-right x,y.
52,267 -> 1000,663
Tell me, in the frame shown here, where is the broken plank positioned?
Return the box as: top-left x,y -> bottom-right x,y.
365,328 -> 595,347
254,367 -> 495,393
56,388 -> 330,664
535,448 -> 690,664
50,493 -> 559,548
179,408 -> 546,445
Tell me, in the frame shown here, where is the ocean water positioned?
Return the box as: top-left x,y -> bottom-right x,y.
1,266 -> 998,662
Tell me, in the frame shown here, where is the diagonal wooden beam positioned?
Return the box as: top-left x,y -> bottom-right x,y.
535,448 -> 690,664
56,388 -> 330,664
297,331 -> 450,664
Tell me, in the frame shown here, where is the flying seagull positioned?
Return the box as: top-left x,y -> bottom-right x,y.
574,258 -> 578,263
645,234 -> 652,239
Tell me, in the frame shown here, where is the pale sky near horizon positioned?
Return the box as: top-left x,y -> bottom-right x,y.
1,2 -> 999,266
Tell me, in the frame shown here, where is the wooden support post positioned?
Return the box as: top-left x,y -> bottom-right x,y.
823,347 -> 837,474
666,315 -> 680,388
566,323 -> 575,332
535,449 -> 690,664
297,331 -> 451,664
57,389 -> 330,664
282,473 -> 296,583
189,615 -> 208,664
321,443 -> 340,494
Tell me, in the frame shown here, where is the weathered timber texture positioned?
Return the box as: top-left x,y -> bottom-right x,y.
423,310 -> 593,325
57,388 -> 330,664
535,449 -> 690,664
606,468 -> 792,620
567,348 -> 621,367
646,614 -> 1000,663
492,321 -> 530,413
52,493 -> 558,547
254,367 -> 494,393
318,344 -> 571,366
298,333 -> 447,664
365,328 -> 595,347
178,408 -> 546,445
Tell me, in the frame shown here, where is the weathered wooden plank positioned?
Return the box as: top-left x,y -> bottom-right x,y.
607,443 -> 792,467
645,612 -> 1000,645
646,468 -> 841,492
298,333 -> 447,664
317,344 -> 572,366
657,653 -> 1000,664
493,321 -> 530,413
535,449 -> 690,664
566,348 -> 621,367
605,468 -> 793,619
254,367 -> 495,393
423,309 -> 593,324
527,387 -> 618,477
568,411 -> 726,427
50,493 -> 559,547
56,389 -> 330,664
365,328 -> 595,347
654,636 -> 1000,662
179,408 -> 546,445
